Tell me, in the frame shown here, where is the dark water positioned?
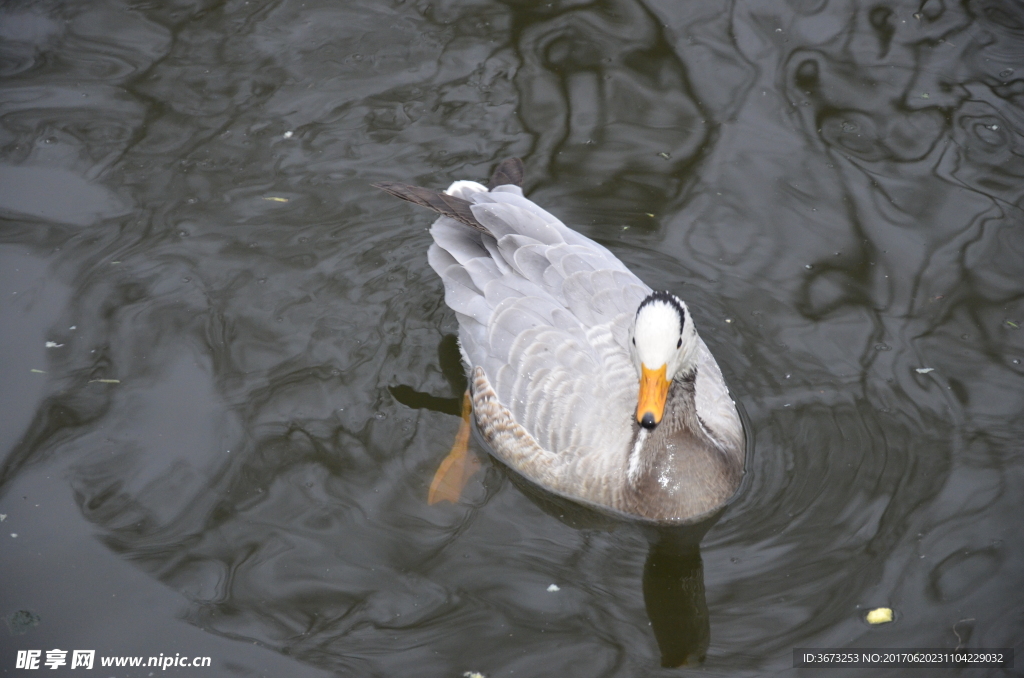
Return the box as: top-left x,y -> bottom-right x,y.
2,0 -> 1023,675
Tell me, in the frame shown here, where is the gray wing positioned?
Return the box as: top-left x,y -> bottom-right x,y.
426,180 -> 650,477
694,338 -> 745,454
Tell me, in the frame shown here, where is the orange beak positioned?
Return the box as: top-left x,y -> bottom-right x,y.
637,364 -> 671,429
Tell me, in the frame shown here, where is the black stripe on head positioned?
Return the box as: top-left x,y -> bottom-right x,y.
636,290 -> 686,332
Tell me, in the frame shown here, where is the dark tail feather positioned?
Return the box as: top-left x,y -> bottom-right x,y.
488,157 -> 524,189
374,158 -> 524,232
372,182 -> 489,234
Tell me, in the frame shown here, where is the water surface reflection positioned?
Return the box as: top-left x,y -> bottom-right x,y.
1,0 -> 1022,675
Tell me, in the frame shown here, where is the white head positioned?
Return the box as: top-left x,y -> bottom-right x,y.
629,291 -> 699,429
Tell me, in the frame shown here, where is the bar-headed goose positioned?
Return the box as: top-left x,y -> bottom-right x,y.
376,159 -> 745,523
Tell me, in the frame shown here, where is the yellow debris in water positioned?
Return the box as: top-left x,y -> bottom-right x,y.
263,196 -> 289,202
866,607 -> 893,624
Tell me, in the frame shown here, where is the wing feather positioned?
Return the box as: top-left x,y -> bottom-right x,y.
554,252 -> 597,280
694,338 -> 744,452
487,158 -> 525,189
511,242 -> 553,282
432,220 -> 488,265
472,203 -> 565,245
462,257 -> 503,293
480,234 -> 513,275
374,182 -> 486,232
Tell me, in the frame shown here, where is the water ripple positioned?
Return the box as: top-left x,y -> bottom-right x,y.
1,0 -> 1022,674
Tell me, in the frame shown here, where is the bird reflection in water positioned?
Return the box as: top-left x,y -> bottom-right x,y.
391,334 -> 720,668
508,470 -> 717,668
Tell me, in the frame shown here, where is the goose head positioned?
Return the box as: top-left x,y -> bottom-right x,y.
629,291 -> 699,430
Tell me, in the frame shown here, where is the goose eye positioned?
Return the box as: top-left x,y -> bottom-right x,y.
676,337 -> 682,349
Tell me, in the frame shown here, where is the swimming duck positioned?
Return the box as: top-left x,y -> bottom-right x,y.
376,159 -> 745,522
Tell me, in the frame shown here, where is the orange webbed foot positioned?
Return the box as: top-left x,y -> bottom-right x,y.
428,391 -> 481,505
